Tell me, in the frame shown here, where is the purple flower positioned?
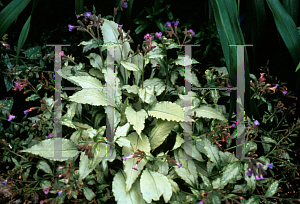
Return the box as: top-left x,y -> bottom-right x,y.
165,21 -> 171,28
266,163 -> 273,169
255,175 -> 260,181
14,82 -> 25,91
68,24 -> 74,32
144,33 -> 150,40
58,190 -> 62,196
122,2 -> 128,8
253,120 -> 260,126
155,32 -> 162,39
278,109 -> 282,112
282,90 -> 288,96
176,162 -> 182,168
217,143 -> 222,147
172,21 -> 180,27
259,174 -> 264,180
84,12 -> 91,19
187,29 -> 195,36
231,123 -> 236,128
198,199 -> 204,204
132,164 -> 138,171
246,168 -> 253,177
43,188 -> 49,195
75,11 -> 82,19
118,24 -> 123,29
2,180 -> 7,185
123,153 -> 134,161
8,114 -> 15,121
274,84 -> 278,89
256,163 -> 261,168
47,133 -> 54,138
292,111 -> 295,115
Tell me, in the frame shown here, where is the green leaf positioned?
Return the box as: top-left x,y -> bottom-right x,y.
125,106 -> 148,136
172,133 -> 184,150
193,106 -> 227,122
100,19 -> 131,63
37,161 -> 53,176
135,21 -> 152,35
25,94 -> 39,102
78,152 -> 94,181
211,191 -> 221,204
199,172 -> 212,190
245,140 -> 257,154
85,53 -> 103,69
148,101 -> 185,122
174,167 -> 196,187
69,89 -> 107,106
140,169 -> 172,203
264,180 -> 279,197
12,157 -> 21,167
79,38 -> 99,53
148,119 -> 176,151
67,76 -> 103,88
87,143 -> 107,169
83,187 -> 95,201
123,132 -> 150,191
266,0 -> 300,68
23,46 -> 41,59
19,138 -> 79,161
220,162 -> 242,187
204,139 -> 221,170
16,15 -> 31,64
0,0 -> 31,39
121,61 -> 143,74
112,170 -> 145,204
244,195 -> 260,204
36,83 -> 42,92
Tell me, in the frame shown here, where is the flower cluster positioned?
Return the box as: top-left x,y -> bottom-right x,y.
77,142 -> 95,158
1,34 -> 10,50
123,149 -> 182,171
206,123 -> 236,147
246,159 -> 274,180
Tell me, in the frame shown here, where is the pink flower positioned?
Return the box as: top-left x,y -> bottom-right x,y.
8,114 -> 15,121
187,29 -> 195,36
68,24 -> 74,32
282,90 -> 288,96
132,164 -> 138,171
260,73 -> 266,81
47,133 -> 54,138
123,153 -> 134,161
40,201 -> 46,204
43,188 -> 49,195
198,199 -> 204,204
176,162 -> 182,168
13,82 -> 25,91
255,175 -> 260,180
253,120 -> 260,126
144,33 -> 150,40
155,32 -> 162,39
75,11 -> 82,19
59,51 -> 64,57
